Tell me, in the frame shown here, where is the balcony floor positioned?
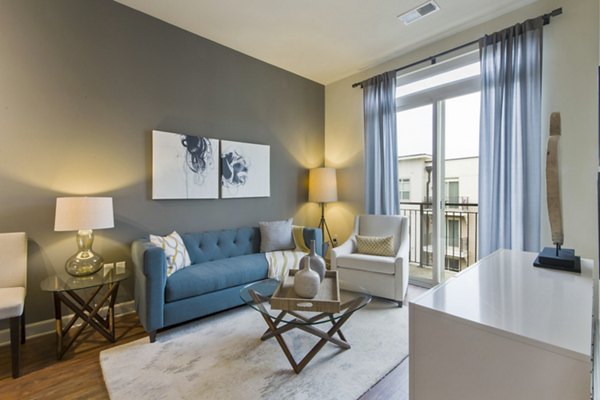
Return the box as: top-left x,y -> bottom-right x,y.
409,263 -> 458,282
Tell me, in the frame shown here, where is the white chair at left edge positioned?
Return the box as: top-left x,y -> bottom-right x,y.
0,232 -> 27,378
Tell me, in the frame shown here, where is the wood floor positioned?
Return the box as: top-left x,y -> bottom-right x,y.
0,285 -> 426,400
0,313 -> 146,400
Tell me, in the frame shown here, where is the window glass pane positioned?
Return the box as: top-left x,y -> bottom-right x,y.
396,62 -> 480,98
397,104 -> 433,157
447,220 -> 459,247
399,178 -> 411,201
444,92 -> 480,275
446,181 -> 459,202
398,105 -> 433,283
445,92 -> 480,159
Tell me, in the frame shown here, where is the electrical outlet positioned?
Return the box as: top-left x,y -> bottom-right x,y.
116,261 -> 126,273
103,263 -> 114,277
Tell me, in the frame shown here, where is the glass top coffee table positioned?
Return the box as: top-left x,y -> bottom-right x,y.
240,278 -> 371,373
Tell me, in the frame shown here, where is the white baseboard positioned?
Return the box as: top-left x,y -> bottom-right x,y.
0,300 -> 136,347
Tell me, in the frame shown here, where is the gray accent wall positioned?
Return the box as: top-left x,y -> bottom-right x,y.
0,0 -> 324,324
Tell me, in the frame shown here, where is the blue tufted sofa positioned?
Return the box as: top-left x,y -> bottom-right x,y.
131,226 -> 322,342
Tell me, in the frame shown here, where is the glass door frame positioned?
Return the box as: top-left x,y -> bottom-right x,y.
431,100 -> 445,285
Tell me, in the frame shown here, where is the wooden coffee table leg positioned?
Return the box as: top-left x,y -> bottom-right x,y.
249,289 -> 366,374
330,315 -> 347,342
249,289 -> 301,373
293,300 -> 365,373
260,310 -> 287,340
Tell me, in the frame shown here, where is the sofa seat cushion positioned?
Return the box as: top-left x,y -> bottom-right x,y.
165,253 -> 268,302
335,253 -> 396,275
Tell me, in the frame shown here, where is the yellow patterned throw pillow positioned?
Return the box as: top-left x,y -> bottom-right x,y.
356,235 -> 395,257
149,231 -> 191,276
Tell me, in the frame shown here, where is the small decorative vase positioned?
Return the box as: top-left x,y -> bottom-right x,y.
294,258 -> 320,299
300,240 -> 326,282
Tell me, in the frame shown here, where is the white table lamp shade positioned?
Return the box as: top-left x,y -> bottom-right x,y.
55,197 -> 114,231
309,168 -> 337,203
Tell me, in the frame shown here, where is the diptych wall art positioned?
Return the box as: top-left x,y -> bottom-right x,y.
152,131 -> 270,200
152,130 -> 219,199
221,140 -> 270,198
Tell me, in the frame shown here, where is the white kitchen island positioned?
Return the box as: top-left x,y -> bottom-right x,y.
409,249 -> 593,400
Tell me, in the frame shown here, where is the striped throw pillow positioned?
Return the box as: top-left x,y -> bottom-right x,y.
356,235 -> 395,257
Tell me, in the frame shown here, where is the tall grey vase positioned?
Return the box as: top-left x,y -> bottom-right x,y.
300,240 -> 326,282
294,257 -> 320,299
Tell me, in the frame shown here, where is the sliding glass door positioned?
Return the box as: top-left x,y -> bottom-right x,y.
396,52 -> 481,287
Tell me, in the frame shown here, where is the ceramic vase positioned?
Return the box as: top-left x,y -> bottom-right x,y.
300,240 -> 326,282
294,258 -> 320,299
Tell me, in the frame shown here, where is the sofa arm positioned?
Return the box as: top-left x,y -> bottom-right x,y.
131,239 -> 167,333
302,227 -> 324,256
330,237 -> 356,270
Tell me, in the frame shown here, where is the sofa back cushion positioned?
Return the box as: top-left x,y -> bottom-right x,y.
182,227 -> 260,264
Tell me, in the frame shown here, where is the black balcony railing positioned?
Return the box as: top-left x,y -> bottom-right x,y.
400,201 -> 478,272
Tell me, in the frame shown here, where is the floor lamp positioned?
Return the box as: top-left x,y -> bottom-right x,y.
309,167 -> 337,251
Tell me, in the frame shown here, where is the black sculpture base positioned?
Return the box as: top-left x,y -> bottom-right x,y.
534,247 -> 581,273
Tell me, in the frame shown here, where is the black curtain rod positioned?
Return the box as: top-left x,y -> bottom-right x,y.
352,7 -> 563,88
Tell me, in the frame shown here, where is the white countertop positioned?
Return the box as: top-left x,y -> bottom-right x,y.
412,249 -> 593,360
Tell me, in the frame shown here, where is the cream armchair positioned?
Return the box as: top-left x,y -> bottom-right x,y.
0,232 -> 27,378
331,215 -> 409,306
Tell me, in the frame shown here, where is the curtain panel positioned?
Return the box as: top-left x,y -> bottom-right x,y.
478,17 -> 544,257
362,71 -> 399,215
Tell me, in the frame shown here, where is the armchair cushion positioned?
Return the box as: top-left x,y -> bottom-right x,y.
0,287 -> 25,319
356,235 -> 395,257
335,254 -> 395,275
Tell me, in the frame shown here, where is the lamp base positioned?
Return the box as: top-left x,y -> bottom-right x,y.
65,251 -> 104,276
318,203 -> 334,254
65,229 -> 104,276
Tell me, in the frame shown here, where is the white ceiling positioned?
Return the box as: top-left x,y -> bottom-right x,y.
115,0 -> 537,84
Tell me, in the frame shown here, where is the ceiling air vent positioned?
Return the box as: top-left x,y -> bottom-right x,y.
398,1 -> 440,25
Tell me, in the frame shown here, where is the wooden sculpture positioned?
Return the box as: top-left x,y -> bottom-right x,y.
534,112 -> 581,272
547,112 -> 564,246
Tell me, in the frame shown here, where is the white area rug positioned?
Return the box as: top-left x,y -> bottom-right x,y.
100,300 -> 408,400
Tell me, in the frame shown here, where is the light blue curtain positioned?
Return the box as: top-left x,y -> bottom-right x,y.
478,17 -> 544,257
363,71 -> 399,215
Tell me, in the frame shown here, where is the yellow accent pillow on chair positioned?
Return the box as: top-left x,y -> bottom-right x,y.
356,235 -> 395,257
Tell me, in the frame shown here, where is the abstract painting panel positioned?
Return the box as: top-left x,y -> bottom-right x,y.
152,130 -> 219,199
221,140 -> 270,198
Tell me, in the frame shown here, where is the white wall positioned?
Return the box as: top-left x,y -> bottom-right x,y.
325,0 -> 599,261
445,158 -> 479,203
